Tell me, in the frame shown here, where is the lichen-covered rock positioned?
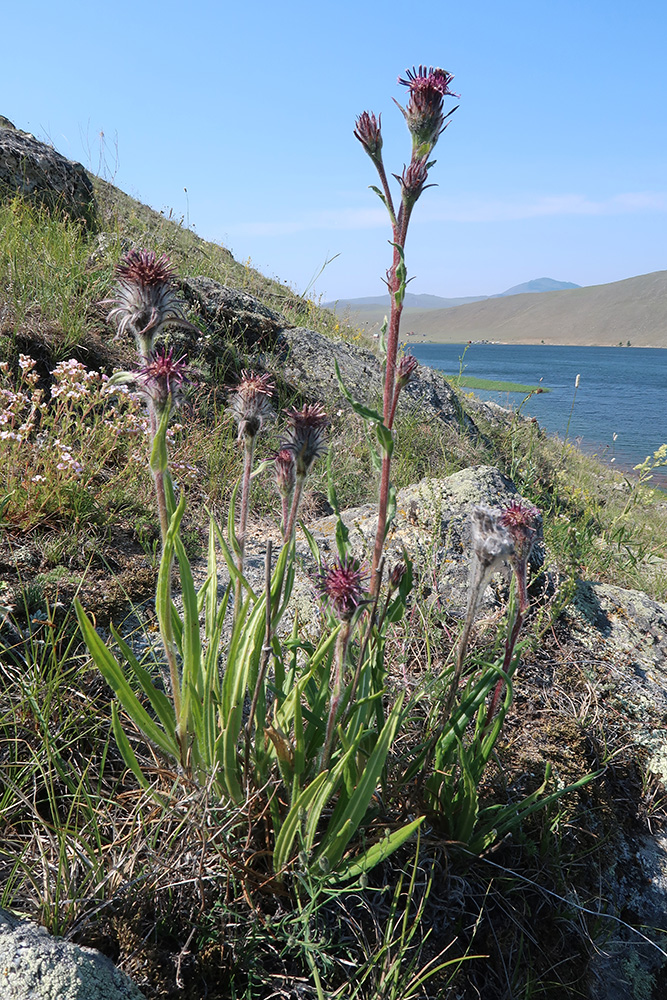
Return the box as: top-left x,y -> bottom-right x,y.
0,122 -> 96,222
0,907 -> 145,999
306,464 -> 539,617
273,325 -> 476,431
565,580 -> 667,781
181,275 -> 287,348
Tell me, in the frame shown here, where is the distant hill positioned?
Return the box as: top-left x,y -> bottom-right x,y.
329,291 -> 488,311
326,278 -> 579,315
341,271 -> 667,348
494,277 -> 580,297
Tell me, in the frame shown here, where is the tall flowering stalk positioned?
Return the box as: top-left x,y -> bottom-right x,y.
106,251 -> 192,744
355,67 -> 458,593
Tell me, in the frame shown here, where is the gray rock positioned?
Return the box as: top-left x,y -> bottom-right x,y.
272,325 -> 476,432
182,275 -> 287,347
0,907 -> 145,999
306,464 -> 539,617
565,580 -> 667,781
0,125 -> 96,222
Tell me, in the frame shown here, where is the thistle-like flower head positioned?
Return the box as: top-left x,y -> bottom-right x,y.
354,111 -> 383,162
388,560 -> 407,592
398,66 -> 456,98
137,347 -> 189,413
107,250 -> 187,356
318,557 -> 368,621
500,498 -> 542,564
282,402 -> 328,477
396,156 -> 433,208
396,65 -> 458,156
499,498 -> 542,611
228,369 -> 275,442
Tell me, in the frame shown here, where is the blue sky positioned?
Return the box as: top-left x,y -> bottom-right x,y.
3,0 -> 666,300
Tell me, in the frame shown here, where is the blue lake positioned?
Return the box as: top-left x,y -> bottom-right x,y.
410,343 -> 667,489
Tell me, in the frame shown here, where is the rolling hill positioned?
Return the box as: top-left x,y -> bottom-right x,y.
333,271 -> 667,347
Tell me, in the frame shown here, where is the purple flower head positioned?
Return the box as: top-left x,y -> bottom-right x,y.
396,353 -> 419,390
396,65 -> 458,156
107,250 -> 187,355
396,157 -> 432,208
137,347 -> 189,412
500,498 -> 542,611
500,498 -> 541,564
318,557 -> 368,621
354,111 -> 383,162
274,446 -> 296,499
229,369 -> 275,442
282,402 -> 328,477
398,66 -> 456,98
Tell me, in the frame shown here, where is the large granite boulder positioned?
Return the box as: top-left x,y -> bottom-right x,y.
0,119 -> 96,222
0,907 -> 145,1000
177,275 -> 475,433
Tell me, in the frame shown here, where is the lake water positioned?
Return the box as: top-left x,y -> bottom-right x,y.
410,343 -> 667,489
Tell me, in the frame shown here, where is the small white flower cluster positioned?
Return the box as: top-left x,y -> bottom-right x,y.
0,357 -> 43,441
0,355 -> 148,491
52,438 -> 85,475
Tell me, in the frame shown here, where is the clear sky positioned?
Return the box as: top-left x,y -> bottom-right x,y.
3,0 -> 666,301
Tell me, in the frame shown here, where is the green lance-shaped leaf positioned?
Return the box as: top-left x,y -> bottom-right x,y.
390,243 -> 407,309
273,771 -> 333,875
375,421 -> 394,459
111,703 -> 149,789
317,695 -> 405,871
173,531 -> 203,740
333,816 -> 425,883
334,359 -> 385,425
75,600 -> 180,760
109,626 -> 177,741
149,399 -> 172,476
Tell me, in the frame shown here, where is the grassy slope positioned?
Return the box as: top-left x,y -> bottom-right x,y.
2,178 -> 667,1000
339,270 -> 667,347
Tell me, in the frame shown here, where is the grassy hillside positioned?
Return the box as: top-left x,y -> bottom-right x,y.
339,270 -> 667,347
2,177 -> 667,1000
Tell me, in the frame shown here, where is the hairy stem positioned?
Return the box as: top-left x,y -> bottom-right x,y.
234,435 -> 255,620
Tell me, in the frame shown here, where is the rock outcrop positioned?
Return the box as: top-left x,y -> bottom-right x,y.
305,464 -> 538,617
179,275 -> 475,432
272,325 -> 475,432
0,907 -> 145,1000
182,275 -> 287,347
0,119 -> 96,222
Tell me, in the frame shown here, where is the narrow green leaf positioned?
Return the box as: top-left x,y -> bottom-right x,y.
274,771 -> 331,874
109,626 -> 176,739
75,600 -> 179,759
111,703 -> 149,789
334,817 -> 424,883
319,696 -> 405,870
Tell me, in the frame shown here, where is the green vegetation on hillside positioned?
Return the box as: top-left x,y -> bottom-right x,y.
1,183 -> 666,1000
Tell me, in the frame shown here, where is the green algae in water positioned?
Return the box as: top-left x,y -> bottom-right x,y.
448,375 -> 551,393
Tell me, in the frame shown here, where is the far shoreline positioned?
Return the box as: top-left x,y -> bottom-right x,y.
399,338 -> 667,349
